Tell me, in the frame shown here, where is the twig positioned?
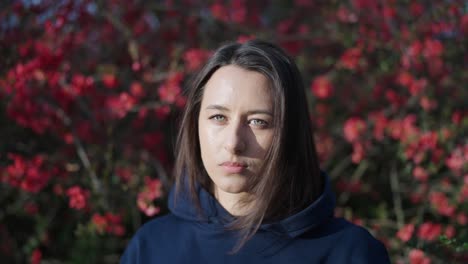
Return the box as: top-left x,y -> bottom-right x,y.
328,155 -> 351,180
338,159 -> 368,204
389,162 -> 404,228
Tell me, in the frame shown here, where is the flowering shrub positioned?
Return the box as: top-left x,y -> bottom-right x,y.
0,0 -> 467,263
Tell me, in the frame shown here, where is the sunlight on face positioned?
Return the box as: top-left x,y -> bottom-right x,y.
198,65 -> 274,197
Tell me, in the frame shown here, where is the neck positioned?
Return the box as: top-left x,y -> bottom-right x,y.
214,188 -> 253,216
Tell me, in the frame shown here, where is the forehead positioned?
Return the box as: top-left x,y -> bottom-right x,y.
201,65 -> 273,109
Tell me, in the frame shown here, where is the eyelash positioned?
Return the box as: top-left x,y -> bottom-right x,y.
208,115 -> 269,128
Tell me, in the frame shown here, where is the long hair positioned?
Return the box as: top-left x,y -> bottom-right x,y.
173,39 -> 323,252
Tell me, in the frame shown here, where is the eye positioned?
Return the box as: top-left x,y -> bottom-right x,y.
209,114 -> 226,123
249,119 -> 268,128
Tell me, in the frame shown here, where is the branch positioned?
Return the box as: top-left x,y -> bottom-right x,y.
54,107 -> 103,195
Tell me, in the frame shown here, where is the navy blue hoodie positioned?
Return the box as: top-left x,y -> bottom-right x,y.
121,173 -> 390,263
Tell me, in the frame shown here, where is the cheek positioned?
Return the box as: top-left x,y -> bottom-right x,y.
253,133 -> 274,157
198,121 -> 219,160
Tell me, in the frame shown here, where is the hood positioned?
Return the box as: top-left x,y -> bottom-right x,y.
168,171 -> 336,239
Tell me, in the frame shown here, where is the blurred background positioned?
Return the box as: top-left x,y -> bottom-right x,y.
0,0 -> 467,263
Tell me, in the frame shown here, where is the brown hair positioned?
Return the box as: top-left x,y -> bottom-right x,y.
173,39 -> 323,252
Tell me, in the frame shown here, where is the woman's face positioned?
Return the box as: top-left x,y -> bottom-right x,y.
198,65 -> 274,196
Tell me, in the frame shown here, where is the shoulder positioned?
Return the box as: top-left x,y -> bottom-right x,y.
332,218 -> 391,263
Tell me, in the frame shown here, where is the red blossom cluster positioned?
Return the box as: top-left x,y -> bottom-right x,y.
409,249 -> 431,264
92,212 -> 126,236
397,223 -> 414,242
210,0 -> 248,24
66,186 -> 90,211
137,176 -> 163,217
157,72 -> 185,105
30,249 -> 42,264
310,75 -> 334,99
183,49 -> 213,71
445,144 -> 468,176
343,117 -> 369,163
1,154 -> 53,193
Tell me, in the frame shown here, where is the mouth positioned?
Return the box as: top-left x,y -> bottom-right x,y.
220,161 -> 248,173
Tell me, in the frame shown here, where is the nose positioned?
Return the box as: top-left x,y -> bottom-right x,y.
224,121 -> 246,154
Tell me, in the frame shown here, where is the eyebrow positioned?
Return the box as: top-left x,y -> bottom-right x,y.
205,104 -> 273,116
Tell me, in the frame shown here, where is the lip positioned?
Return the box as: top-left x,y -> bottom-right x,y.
220,161 -> 247,173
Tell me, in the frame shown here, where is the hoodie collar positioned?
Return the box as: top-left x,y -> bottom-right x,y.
168,171 -> 336,238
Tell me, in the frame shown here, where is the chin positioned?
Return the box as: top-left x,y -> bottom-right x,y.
213,175 -> 247,194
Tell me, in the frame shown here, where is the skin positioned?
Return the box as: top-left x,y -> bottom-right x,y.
198,65 -> 274,216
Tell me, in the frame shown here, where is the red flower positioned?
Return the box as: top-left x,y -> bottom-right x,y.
408,78 -> 427,96
66,186 -> 89,211
92,213 -> 107,234
102,74 -> 118,89
351,141 -> 367,164
419,96 -> 437,111
409,249 -> 431,264
230,0 -> 247,24
183,49 -> 212,71
429,191 -> 455,217
337,6 -> 358,23
457,212 -> 467,225
459,179 -> 468,203
397,71 -> 414,87
210,3 -> 228,22
154,105 -> 171,120
92,212 -> 125,236
397,224 -> 414,242
351,0 -> 377,10
115,167 -> 133,183
369,111 -> 388,141
413,167 -> 428,182
444,225 -> 455,239
3,154 -> 52,193
311,75 -> 334,99
387,115 -> 419,143
410,3 -> 424,17
158,72 -> 183,103
423,39 -> 444,59
343,117 -> 367,143
137,176 -> 163,217
104,212 -> 125,236
30,248 -> 42,264
417,222 -> 442,242
461,14 -> 468,35
106,92 -> 136,119
130,81 -> 145,98
384,89 -> 406,108
237,35 -> 255,43
407,40 -> 423,58
339,47 -> 362,70
70,74 -> 94,97
445,145 -> 466,175
402,40 -> 423,69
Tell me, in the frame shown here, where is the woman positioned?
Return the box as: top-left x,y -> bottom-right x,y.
121,40 -> 390,263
